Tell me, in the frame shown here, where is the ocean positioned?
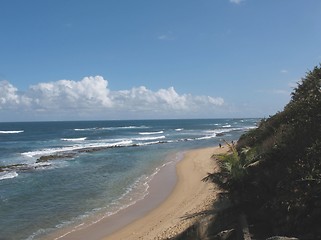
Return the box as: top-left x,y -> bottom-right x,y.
0,119 -> 259,240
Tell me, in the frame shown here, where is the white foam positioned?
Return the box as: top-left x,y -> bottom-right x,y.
91,140 -> 133,148
222,124 -> 232,128
29,162 -> 52,169
74,128 -> 92,131
74,127 -> 108,131
61,137 -> 87,142
135,141 -> 167,146
205,127 -> 243,134
175,128 -> 183,131
110,126 -> 149,130
22,147 -> 75,158
246,126 -> 257,130
0,171 -> 18,180
196,134 -> 217,140
133,136 -> 166,141
74,126 -> 149,131
0,130 -> 24,134
139,131 -> 164,135
21,140 -> 134,158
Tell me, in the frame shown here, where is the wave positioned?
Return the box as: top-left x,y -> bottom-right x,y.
175,128 -> 183,131
222,124 -> 232,128
21,140 -> 134,158
74,127 -> 107,131
61,137 -> 87,142
195,134 -> 217,140
101,125 -> 149,131
197,126 -> 257,140
112,126 -> 149,130
133,136 -> 166,141
245,126 -> 257,130
139,131 -> 164,135
0,130 -> 24,134
134,140 -> 168,147
74,126 -> 149,131
205,126 -> 250,135
21,125 -> 257,161
0,171 -> 18,181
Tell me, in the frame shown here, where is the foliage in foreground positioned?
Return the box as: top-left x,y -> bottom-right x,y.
208,65 -> 321,239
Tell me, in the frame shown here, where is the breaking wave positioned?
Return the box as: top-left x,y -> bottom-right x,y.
0,130 -> 24,134
139,131 -> 164,135
74,126 -> 148,131
61,137 -> 87,142
0,171 -> 18,181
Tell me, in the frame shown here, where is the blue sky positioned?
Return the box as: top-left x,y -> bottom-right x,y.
1,0 -> 321,121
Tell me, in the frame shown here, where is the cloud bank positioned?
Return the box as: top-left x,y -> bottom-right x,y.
0,76 -> 224,121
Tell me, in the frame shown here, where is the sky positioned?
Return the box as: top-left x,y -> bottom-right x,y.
1,0 -> 321,121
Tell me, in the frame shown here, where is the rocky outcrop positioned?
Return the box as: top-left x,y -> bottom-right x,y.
0,162 -> 51,172
36,153 -> 76,162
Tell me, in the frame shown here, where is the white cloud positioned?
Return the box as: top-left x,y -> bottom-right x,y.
281,69 -> 288,74
0,81 -> 19,107
229,0 -> 244,4
112,86 -> 187,112
112,85 -> 223,113
28,76 -> 112,110
0,76 -> 224,120
0,81 -> 32,109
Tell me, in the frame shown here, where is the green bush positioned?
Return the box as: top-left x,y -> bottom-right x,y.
212,64 -> 321,239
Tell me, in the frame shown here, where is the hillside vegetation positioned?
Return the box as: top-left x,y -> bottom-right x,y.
217,65 -> 321,239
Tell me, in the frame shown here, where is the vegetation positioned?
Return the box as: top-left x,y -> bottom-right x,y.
208,64 -> 321,239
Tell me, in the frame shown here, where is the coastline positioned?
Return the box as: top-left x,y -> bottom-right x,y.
49,146 -> 227,240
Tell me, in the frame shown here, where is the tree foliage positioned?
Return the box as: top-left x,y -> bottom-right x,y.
213,64 -> 321,239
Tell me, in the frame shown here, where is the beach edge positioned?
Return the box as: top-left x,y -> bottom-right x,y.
103,146 -> 227,239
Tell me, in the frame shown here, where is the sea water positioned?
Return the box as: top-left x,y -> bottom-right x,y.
0,119 -> 259,240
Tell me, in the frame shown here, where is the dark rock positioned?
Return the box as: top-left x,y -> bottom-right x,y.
0,163 -> 29,172
0,163 -> 51,172
78,147 -> 105,153
36,153 -> 76,162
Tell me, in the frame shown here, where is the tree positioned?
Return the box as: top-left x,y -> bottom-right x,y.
212,64 -> 321,239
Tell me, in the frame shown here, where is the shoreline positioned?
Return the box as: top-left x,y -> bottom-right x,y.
48,146 -> 227,240
46,152 -> 181,240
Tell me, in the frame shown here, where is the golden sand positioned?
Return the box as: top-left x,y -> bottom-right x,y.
103,146 -> 226,240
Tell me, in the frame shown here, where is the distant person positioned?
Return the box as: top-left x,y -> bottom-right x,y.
219,143 -> 222,148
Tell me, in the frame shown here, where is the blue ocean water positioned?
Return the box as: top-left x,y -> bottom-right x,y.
0,119 -> 259,240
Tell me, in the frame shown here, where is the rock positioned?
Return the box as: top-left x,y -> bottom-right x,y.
36,153 -> 75,162
0,163 -> 29,172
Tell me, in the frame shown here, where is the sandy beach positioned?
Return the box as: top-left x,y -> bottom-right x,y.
52,146 -> 227,240
105,146 -> 226,239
